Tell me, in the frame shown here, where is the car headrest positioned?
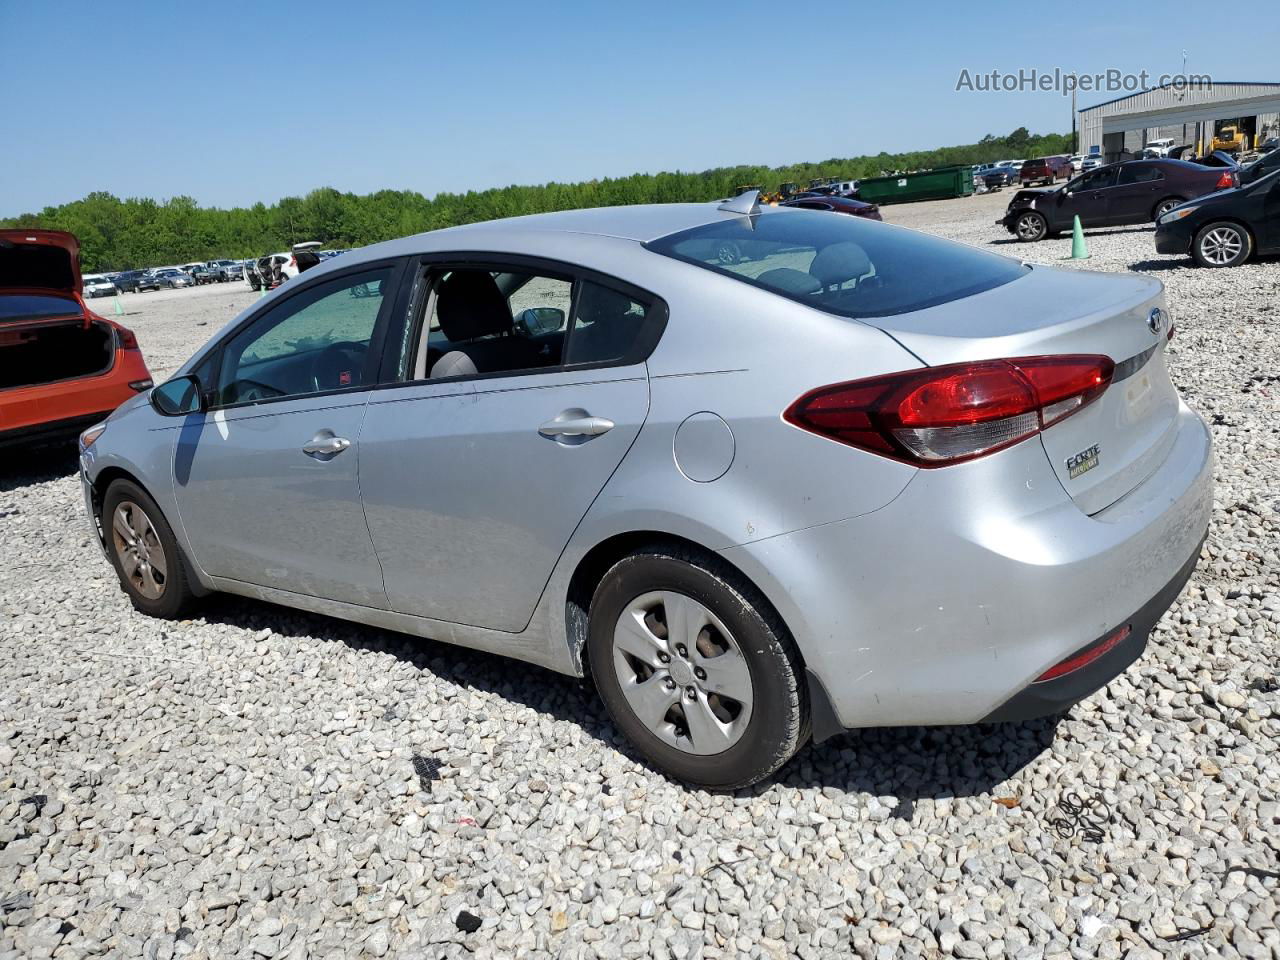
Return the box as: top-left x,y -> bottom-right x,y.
758,267 -> 821,296
430,350 -> 478,379
436,270 -> 512,341
809,242 -> 871,287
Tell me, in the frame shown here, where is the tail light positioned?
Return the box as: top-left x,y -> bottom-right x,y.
784,355 -> 1115,467
1215,170 -> 1237,189
116,327 -> 139,350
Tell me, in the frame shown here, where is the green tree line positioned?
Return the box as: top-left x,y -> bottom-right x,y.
3,128 -> 1071,272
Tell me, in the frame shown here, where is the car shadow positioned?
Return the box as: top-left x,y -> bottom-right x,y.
1128,258 -> 1191,272
0,442 -> 80,493
196,592 -> 1058,800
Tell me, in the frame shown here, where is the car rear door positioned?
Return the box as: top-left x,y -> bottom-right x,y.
171,262 -> 405,606
1109,163 -> 1165,223
357,261 -> 663,632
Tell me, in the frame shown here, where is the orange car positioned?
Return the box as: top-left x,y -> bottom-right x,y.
0,230 -> 153,448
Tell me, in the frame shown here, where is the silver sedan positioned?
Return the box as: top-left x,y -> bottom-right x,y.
79,195 -> 1212,788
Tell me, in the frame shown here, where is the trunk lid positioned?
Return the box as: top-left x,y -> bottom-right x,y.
0,229 -> 82,295
865,265 -> 1180,514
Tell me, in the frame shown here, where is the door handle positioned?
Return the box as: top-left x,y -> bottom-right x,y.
302,432 -> 351,459
539,411 -> 615,441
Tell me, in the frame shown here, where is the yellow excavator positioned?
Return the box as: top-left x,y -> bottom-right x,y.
759,181 -> 799,205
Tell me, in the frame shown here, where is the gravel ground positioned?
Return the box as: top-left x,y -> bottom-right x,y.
2,204 -> 1278,960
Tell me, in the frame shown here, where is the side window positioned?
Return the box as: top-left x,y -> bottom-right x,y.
565,282 -> 650,366
1118,165 -> 1163,185
418,268 -> 569,379
215,267 -> 391,406
1081,168 -> 1118,190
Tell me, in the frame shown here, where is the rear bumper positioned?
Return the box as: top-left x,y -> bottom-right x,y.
979,534 -> 1203,722
721,401 -> 1213,733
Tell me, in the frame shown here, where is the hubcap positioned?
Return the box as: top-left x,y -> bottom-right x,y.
611,591 -> 754,755
111,501 -> 168,600
1201,227 -> 1242,265
1016,214 -> 1042,240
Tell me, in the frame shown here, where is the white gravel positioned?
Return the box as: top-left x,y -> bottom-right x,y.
2,208 -> 1278,960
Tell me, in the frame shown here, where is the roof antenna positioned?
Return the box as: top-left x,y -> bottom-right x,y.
718,189 -> 761,216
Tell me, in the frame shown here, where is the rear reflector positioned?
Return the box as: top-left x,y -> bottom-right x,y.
784,355 -> 1114,466
1033,625 -> 1131,682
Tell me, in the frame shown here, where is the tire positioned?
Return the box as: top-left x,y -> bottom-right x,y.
1152,197 -> 1184,221
1013,210 -> 1049,242
1191,221 -> 1252,268
715,241 -> 742,265
102,479 -> 198,619
587,545 -> 809,789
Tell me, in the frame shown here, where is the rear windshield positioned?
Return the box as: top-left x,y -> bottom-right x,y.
0,294 -> 83,321
645,209 -> 1028,319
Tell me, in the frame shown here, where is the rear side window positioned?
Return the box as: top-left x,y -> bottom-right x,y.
1119,165 -> 1164,185
645,210 -> 1027,319
566,282 -> 650,365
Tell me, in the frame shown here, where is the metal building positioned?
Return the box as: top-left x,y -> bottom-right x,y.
1078,81 -> 1280,162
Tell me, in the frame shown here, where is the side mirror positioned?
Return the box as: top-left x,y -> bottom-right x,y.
151,375 -> 204,416
515,307 -> 565,336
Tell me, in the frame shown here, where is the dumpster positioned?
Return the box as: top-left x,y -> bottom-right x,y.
855,165 -> 975,204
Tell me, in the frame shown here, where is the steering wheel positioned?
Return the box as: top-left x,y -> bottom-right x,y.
311,341 -> 368,392
229,379 -> 286,403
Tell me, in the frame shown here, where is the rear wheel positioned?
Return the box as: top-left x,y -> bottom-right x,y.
588,546 -> 808,789
1152,197 -> 1184,220
1192,221 -> 1251,268
103,480 -> 198,619
1014,210 -> 1048,241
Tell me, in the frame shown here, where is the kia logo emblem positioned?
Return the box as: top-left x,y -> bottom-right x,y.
1147,308 -> 1164,335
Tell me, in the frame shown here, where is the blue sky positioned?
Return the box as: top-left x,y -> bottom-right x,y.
2,0 -> 1277,214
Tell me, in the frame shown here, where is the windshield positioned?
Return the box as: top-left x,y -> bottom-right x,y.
0,294 -> 83,321
646,210 -> 1028,319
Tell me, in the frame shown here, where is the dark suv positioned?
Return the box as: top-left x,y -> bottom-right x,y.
1019,156 -> 1074,186
998,159 -> 1238,241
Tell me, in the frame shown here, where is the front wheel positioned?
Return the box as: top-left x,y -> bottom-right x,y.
1014,210 -> 1049,241
588,546 -> 809,789
103,479 -> 198,619
1192,221 -> 1252,268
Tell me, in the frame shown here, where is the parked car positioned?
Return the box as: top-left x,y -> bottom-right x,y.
781,195 -> 882,221
135,271 -> 163,293
1067,155 -> 1086,173
182,263 -> 215,285
83,274 -> 118,298
113,269 -> 147,293
0,229 -> 152,449
999,158 -> 1239,241
256,252 -> 290,289
1081,157 -> 1102,172
1155,167 -> 1280,268
152,268 -> 195,290
1142,138 -> 1177,158
208,259 -> 243,282
982,167 -> 1016,189
1019,156 -> 1074,186
828,180 -> 859,197
1237,146 -> 1280,186
80,201 -> 1211,788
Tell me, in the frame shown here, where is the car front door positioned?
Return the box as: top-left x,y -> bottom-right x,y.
171,263 -> 404,607
357,262 -> 662,632
1063,167 -> 1119,227
1262,176 -> 1280,250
